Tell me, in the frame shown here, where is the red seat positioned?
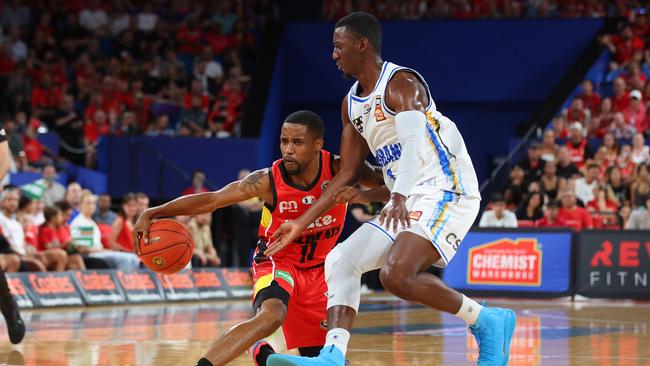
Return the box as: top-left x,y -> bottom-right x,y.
517,220 -> 535,228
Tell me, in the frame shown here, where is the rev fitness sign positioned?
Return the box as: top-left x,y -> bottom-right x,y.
444,230 -> 572,296
577,231 -> 650,299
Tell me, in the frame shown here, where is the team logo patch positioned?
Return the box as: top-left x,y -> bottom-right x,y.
302,196 -> 316,205
363,104 -> 371,114
409,211 -> 423,221
152,256 -> 165,267
374,96 -> 386,121
279,201 -> 298,213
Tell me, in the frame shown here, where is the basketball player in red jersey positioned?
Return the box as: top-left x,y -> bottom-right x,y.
133,110 -> 384,366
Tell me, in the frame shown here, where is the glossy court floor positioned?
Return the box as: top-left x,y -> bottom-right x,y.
0,295 -> 648,366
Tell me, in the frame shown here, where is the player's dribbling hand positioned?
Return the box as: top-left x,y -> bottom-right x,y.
380,192 -> 410,233
133,210 -> 152,256
265,220 -> 303,257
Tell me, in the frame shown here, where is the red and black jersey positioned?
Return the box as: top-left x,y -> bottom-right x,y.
256,150 -> 347,268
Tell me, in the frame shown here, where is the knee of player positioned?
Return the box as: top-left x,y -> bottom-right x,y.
258,299 -> 287,330
379,262 -> 410,293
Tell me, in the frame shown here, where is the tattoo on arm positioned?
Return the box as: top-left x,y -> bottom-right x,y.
241,170 -> 266,195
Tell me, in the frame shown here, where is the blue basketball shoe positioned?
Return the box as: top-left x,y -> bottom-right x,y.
267,345 -> 345,366
468,304 -> 516,366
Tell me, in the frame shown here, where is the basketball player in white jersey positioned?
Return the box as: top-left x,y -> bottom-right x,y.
265,12 -> 516,366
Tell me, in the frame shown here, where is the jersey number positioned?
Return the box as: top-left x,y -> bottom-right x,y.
299,234 -> 318,263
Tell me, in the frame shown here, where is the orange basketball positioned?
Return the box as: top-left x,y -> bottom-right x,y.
139,218 -> 194,274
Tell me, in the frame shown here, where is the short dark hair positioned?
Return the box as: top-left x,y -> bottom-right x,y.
55,200 -> 71,212
335,12 -> 382,54
547,200 -> 561,208
587,163 -> 600,171
43,206 -> 61,224
283,110 -> 325,139
490,193 -> 505,203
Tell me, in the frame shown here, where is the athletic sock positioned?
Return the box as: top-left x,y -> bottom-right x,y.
196,358 -> 214,366
455,294 -> 482,325
255,343 -> 275,365
323,328 -> 350,356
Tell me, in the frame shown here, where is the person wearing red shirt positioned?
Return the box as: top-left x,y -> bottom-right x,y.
175,18 -> 203,55
38,206 -> 85,270
31,73 -> 64,121
624,63 -> 647,91
22,119 -> 57,166
603,24 -> 645,66
612,77 -> 630,112
558,190 -> 594,230
565,122 -> 594,169
182,170 -> 210,195
537,200 -> 567,227
578,79 -> 601,113
564,98 -> 590,125
84,110 -> 110,167
624,90 -> 648,133
109,193 -> 138,252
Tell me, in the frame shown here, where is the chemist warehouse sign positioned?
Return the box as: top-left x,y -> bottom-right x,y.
444,230 -> 572,296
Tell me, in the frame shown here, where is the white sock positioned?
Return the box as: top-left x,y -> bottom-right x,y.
323,328 -> 350,355
455,294 -> 482,325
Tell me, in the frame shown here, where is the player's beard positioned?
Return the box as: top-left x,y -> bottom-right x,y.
283,160 -> 302,175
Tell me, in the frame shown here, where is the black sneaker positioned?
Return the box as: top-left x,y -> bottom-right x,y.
2,306 -> 25,344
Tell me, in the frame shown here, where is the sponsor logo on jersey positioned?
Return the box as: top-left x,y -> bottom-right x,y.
467,238 -> 542,286
302,196 -> 316,205
275,270 -> 294,287
321,180 -> 330,191
374,96 -> 386,121
374,143 -> 402,167
352,116 -> 363,133
279,201 -> 298,213
409,211 -> 423,221
306,215 -> 337,229
363,104 -> 371,114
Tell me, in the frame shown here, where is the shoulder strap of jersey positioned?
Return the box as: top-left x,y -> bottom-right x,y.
381,64 -> 434,115
265,164 -> 279,212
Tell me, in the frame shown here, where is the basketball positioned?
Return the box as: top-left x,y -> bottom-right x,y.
139,219 -> 194,274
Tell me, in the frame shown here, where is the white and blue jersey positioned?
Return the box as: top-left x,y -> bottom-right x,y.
346,61 -> 480,199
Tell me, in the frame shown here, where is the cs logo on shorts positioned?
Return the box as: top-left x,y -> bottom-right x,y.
302,196 -> 316,205
445,233 -> 461,251
409,211 -> 423,221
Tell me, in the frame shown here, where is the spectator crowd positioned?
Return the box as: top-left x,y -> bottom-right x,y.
0,0 -> 278,169
481,14 -> 650,231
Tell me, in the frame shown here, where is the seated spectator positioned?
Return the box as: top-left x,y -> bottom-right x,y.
556,146 -> 581,180
584,146 -> 610,178
56,200 -> 109,269
611,77 -> 631,112
189,213 -> 221,267
588,185 -> 620,225
181,79 -> 210,130
145,115 -> 175,136
617,144 -> 637,180
564,98 -> 591,126
551,115 -> 569,139
578,79 -> 601,113
605,166 -> 629,205
516,192 -> 544,221
69,191 -> 140,270
558,190 -> 594,229
624,90 -> 648,132
591,98 -> 615,137
630,163 -> 650,208
503,165 -> 526,209
625,196 -> 650,229
566,122 -> 593,169
38,206 -> 85,270
518,141 -> 545,183
109,193 -> 138,252
536,200 -> 566,227
182,170 -> 210,195
602,133 -> 620,166
135,192 -> 149,217
31,73 -> 64,122
540,160 -> 561,201
479,194 -> 518,228
41,164 -> 66,207
93,193 -> 117,225
625,63 -> 648,91
84,110 -> 110,168
64,182 -> 82,222
22,119 -> 57,167
575,163 -> 601,205
602,24 -> 644,70
630,132 -> 649,164
609,112 -> 637,139
0,188 -> 46,271
540,130 -> 559,162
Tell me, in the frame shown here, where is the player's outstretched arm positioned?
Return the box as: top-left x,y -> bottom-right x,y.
265,96 -> 369,256
133,169 -> 271,254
